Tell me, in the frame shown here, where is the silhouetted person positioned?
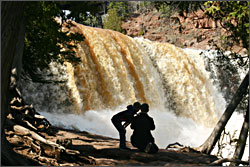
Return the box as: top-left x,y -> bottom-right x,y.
130,103 -> 158,153
111,102 -> 141,150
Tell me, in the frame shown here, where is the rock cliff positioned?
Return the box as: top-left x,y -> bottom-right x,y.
122,9 -> 246,55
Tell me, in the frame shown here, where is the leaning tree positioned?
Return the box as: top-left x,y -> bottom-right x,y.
196,72 -> 249,154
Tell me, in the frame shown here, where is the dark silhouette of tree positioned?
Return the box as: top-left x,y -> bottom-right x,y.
230,103 -> 249,165
1,2 -> 39,165
23,2 -> 85,82
197,71 -> 249,154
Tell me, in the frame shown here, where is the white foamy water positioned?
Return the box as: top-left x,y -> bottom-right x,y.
39,106 -> 213,148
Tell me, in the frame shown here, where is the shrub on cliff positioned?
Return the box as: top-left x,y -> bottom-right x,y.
103,8 -> 122,32
103,2 -> 129,32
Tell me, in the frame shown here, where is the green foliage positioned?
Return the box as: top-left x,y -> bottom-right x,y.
139,1 -> 154,12
202,1 -> 249,112
139,1 -> 147,8
23,2 -> 84,82
79,13 -> 99,27
59,1 -> 103,23
103,8 -> 122,32
138,29 -> 145,36
204,1 -> 249,51
154,1 -> 203,16
107,1 -> 128,18
140,1 -> 152,8
157,2 -> 173,18
102,2 -> 130,32
60,1 -> 104,27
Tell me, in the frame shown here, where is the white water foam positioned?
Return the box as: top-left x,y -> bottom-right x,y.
39,106 -> 213,148
40,106 -> 248,163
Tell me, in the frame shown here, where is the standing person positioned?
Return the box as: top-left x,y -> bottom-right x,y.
130,103 -> 158,153
111,102 -> 141,150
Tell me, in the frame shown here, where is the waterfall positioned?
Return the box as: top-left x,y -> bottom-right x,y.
19,22 -> 228,148
65,23 -> 225,125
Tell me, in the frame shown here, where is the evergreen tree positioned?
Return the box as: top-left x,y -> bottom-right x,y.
23,2 -> 85,82
103,1 -> 129,32
103,8 -> 122,32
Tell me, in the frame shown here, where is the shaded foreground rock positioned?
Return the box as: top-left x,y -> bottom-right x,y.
5,123 -> 220,166
4,73 -> 96,166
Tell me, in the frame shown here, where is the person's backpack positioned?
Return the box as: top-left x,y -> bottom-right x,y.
144,142 -> 159,154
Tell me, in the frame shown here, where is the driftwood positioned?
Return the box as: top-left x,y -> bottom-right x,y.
9,90 -> 51,132
13,125 -> 65,151
11,124 -> 94,162
4,74 -> 96,165
6,121 -> 96,165
7,135 -> 24,146
31,142 -> 41,154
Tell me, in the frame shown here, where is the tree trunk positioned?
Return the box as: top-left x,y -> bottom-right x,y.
230,103 -> 249,166
1,2 -> 37,165
1,0 -> 24,136
197,71 -> 249,154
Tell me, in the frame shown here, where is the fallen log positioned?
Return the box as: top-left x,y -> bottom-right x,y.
230,104 -> 249,166
31,142 -> 41,154
7,134 -> 24,146
13,125 -> 65,151
34,114 -> 45,119
24,120 -> 37,131
9,104 -> 51,132
10,105 -> 30,111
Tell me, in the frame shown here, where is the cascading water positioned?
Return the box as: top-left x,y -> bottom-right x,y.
20,22 -> 233,151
